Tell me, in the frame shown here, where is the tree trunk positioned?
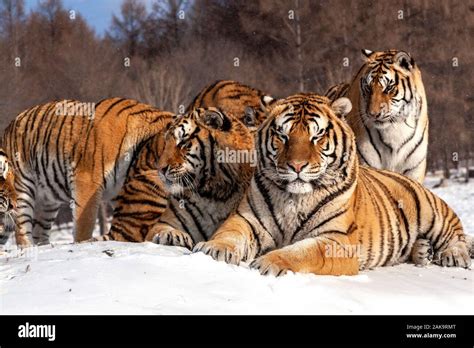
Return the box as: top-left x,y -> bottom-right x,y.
464,147 -> 470,183
443,149 -> 450,179
294,0 -> 304,92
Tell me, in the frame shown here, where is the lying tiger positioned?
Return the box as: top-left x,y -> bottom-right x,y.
95,80 -> 272,242
194,94 -> 471,276
95,107 -> 254,244
0,149 -> 17,245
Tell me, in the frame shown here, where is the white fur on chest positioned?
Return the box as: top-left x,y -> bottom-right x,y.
358,115 -> 426,173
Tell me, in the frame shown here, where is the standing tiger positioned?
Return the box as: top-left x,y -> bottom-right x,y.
325,49 -> 428,183
0,149 -> 17,245
95,107 -> 254,244
187,80 -> 275,130
194,94 -> 471,276
3,98 -> 172,246
93,80 -> 273,242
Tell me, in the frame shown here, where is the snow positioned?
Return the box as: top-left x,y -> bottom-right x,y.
1,176 -> 473,315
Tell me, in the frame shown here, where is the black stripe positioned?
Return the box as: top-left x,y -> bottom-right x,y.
363,124 -> 382,162
365,171 -> 407,265
254,173 -> 285,239
376,129 -> 393,153
405,124 -> 427,162
381,171 -> 420,259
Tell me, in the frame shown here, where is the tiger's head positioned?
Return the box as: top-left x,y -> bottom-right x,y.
188,80 -> 276,131
157,108 -> 254,198
359,49 -> 422,128
257,94 -> 356,195
225,94 -> 275,130
0,150 -> 17,243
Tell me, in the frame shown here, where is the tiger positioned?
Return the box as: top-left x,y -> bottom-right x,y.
193,94 -> 471,276
325,49 -> 428,184
187,80 -> 275,130
3,98 -> 172,246
92,134 -> 169,242
94,107 -> 254,245
0,149 -> 17,245
93,81 -> 273,242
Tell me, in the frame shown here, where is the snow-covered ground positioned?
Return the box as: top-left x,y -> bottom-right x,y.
1,177 -> 473,315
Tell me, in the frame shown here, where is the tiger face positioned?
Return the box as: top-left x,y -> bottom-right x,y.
360,49 -> 420,128
0,182 -> 14,214
0,150 -> 16,244
0,151 -> 14,213
158,107 -> 253,196
259,95 -> 353,194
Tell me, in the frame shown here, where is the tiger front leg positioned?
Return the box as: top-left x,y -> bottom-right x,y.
147,222 -> 195,250
14,190 -> 35,247
250,233 -> 359,276
193,214 -> 257,265
73,177 -> 103,242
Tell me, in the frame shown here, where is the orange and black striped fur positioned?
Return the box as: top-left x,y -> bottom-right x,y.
187,80 -> 275,130
92,134 -> 169,242
0,149 -> 17,245
3,98 -> 172,245
95,108 -> 254,245
325,49 -> 428,183
94,81 -> 272,243
194,94 -> 471,276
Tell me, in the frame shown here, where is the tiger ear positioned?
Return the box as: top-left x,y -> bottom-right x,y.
200,108 -> 231,131
394,51 -> 415,72
243,106 -> 257,127
331,97 -> 352,118
260,95 -> 276,115
0,154 -> 9,180
260,95 -> 275,108
361,49 -> 374,59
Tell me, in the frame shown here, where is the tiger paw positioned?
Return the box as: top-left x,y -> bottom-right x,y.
193,240 -> 241,265
411,238 -> 433,267
15,234 -> 32,248
249,252 -> 292,277
151,228 -> 194,250
81,235 -> 109,243
434,242 -> 471,268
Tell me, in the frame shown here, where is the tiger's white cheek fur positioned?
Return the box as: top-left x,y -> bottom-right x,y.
0,155 -> 9,180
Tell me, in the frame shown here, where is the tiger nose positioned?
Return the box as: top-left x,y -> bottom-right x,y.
368,110 -> 380,118
369,103 -> 388,118
288,160 -> 308,173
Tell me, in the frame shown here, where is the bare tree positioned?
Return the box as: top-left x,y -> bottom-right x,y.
108,0 -> 147,56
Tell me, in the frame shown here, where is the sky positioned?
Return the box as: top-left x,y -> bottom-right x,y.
24,0 -> 155,36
